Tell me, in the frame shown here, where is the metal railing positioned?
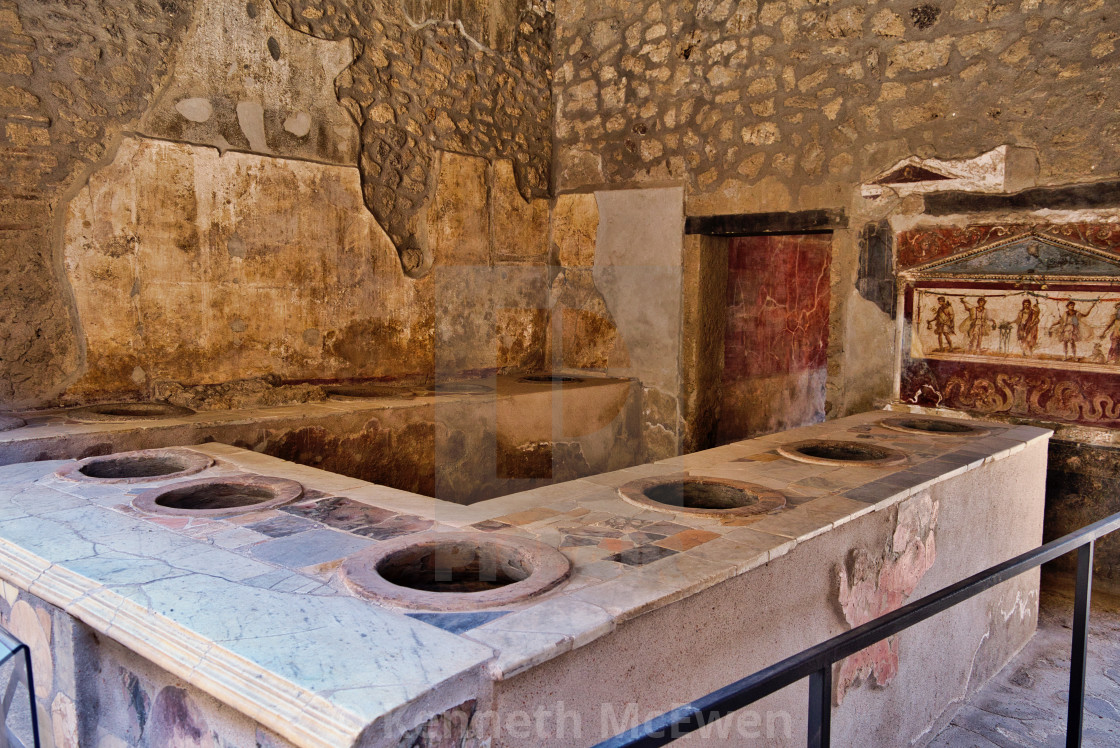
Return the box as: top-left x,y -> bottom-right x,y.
594,510 -> 1120,748
0,627 -> 39,748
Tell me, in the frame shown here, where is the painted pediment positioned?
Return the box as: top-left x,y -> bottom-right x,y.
861,145 -> 1038,198
874,163 -> 954,185
906,233 -> 1120,281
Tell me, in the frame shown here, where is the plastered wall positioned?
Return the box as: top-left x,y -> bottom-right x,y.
0,0 -> 557,408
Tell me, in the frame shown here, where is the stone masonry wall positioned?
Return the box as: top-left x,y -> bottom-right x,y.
554,0 -> 1120,212
555,0 -> 1120,422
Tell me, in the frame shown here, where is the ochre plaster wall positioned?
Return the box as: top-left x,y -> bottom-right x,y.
62,139 -> 553,401
0,0 -> 558,408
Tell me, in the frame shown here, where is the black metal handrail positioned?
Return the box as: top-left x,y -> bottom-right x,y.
0,626 -> 40,748
594,510 -> 1120,748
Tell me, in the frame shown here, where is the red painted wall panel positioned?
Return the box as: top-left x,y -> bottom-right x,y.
718,234 -> 832,441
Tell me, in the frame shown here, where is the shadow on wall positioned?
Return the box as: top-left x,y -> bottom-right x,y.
1045,440 -> 1120,592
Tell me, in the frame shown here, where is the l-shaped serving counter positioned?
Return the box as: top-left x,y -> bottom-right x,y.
0,408 -> 1049,747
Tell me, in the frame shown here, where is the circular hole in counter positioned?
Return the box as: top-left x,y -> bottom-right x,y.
778,439 -> 908,467
418,382 -> 494,395
879,416 -> 989,437
132,474 -> 303,518
55,448 -> 214,484
379,543 -> 527,593
0,415 -> 26,432
517,374 -> 585,384
66,401 -> 196,423
341,532 -> 571,611
324,383 -> 416,400
618,475 -> 786,518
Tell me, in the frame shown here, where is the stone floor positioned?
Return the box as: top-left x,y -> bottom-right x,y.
929,571 -> 1120,748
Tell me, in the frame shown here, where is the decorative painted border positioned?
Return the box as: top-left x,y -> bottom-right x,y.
898,223 -> 1120,270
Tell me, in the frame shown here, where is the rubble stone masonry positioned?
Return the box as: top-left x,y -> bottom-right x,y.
553,0 -> 1120,214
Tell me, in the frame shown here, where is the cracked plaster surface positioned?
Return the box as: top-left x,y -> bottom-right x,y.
0,460 -> 492,728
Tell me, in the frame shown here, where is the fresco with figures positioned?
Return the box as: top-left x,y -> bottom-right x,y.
912,289 -> 1120,374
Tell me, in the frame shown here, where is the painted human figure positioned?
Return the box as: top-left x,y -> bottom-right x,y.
927,296 -> 955,351
1099,303 -> 1120,363
1014,299 -> 1041,356
960,297 -> 996,352
1049,300 -> 1096,360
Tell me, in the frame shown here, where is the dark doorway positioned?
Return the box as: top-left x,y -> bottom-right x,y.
717,233 -> 832,442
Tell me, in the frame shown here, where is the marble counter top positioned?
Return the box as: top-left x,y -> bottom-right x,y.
0,459 -> 494,748
0,373 -> 634,458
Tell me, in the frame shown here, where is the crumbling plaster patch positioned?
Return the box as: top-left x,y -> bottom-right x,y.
836,490 -> 938,705
139,0 -> 360,165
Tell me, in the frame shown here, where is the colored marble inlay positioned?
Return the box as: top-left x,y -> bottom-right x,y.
655,529 -> 722,552
282,497 -> 396,529
406,611 -> 510,634
608,545 -> 678,567
471,520 -> 512,532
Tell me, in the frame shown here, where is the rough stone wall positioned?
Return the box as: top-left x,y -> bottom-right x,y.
270,0 -> 554,276
0,0 -> 195,406
554,0 -> 1120,211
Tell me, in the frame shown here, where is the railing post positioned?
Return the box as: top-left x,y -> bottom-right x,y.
807,665 -> 832,748
1067,541 -> 1094,748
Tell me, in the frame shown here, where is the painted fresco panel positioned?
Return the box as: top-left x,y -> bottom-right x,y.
897,223 -> 1120,270
900,358 -> 1120,429
723,234 -> 832,380
899,221 -> 1120,428
911,288 -> 1120,375
718,234 -> 831,441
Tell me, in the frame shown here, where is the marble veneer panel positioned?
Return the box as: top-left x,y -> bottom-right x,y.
0,460 -> 494,748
